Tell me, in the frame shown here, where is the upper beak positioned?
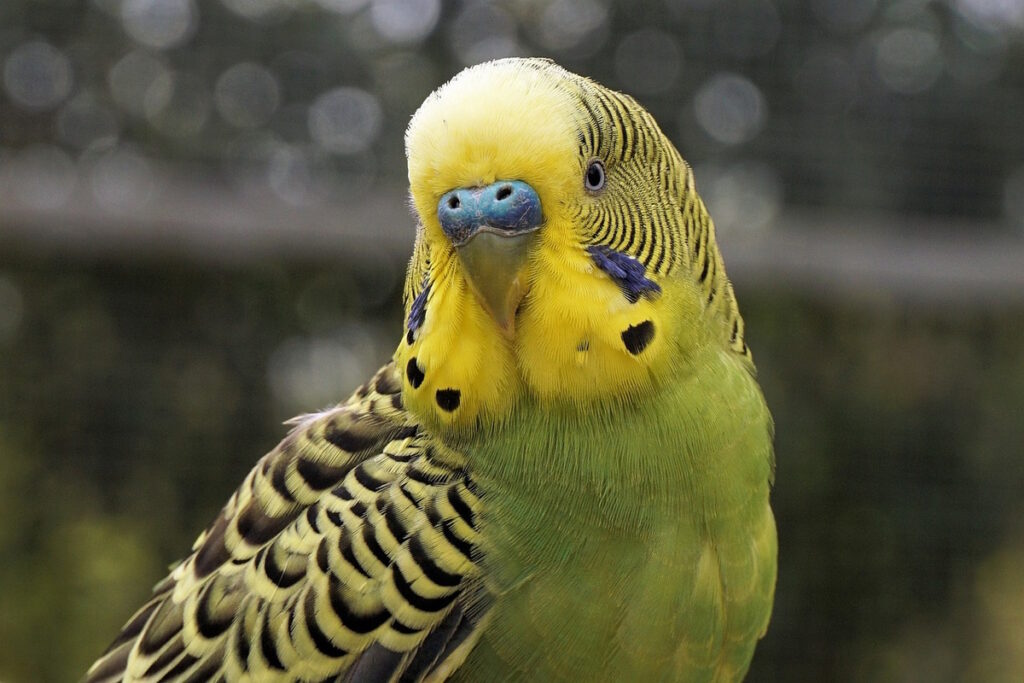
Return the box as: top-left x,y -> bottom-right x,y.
437,180 -> 543,335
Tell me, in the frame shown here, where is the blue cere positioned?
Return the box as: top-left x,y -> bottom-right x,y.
437,180 -> 543,246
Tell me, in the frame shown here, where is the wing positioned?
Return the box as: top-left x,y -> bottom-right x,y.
84,363 -> 491,683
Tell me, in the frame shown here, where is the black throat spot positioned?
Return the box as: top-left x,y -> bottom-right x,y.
622,320 -> 655,355
435,389 -> 461,412
406,358 -> 425,389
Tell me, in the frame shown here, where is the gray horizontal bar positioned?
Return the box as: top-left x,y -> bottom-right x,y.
2,170 -> 1022,304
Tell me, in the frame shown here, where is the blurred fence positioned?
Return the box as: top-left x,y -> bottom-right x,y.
3,172 -> 1024,304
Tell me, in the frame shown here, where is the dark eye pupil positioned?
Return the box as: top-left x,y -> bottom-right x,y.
586,162 -> 604,189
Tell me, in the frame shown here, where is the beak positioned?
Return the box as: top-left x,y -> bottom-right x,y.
437,180 -> 543,335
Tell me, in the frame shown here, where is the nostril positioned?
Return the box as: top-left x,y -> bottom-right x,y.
447,195 -> 460,210
495,185 -> 513,201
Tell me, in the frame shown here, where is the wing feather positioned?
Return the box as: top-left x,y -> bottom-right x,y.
84,363 -> 490,683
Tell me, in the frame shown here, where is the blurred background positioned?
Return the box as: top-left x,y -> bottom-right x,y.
1,0 -> 1023,680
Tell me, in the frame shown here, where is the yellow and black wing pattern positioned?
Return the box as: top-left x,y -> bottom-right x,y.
85,363 -> 489,683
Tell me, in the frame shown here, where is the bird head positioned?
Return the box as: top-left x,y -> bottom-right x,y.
396,58 -> 748,437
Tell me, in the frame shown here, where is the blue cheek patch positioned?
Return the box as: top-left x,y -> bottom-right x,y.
406,281 -> 431,344
586,245 -> 661,304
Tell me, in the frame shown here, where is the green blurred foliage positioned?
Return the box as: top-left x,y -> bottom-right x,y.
742,290 -> 1024,681
0,255 -> 400,681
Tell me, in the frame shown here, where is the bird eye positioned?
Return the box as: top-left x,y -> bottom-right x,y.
584,160 -> 605,192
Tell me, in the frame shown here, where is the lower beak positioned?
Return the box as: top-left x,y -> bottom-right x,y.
456,228 -> 537,336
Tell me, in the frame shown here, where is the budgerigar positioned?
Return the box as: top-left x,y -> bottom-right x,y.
85,58 -> 776,683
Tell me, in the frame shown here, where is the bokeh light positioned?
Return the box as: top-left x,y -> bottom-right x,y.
370,0 -> 440,44
267,144 -> 315,205
537,0 -> 609,55
875,27 -> 944,94
308,87 -> 382,155
107,50 -> 171,117
87,145 -> 156,212
214,62 -> 281,129
698,161 -> 783,235
3,41 -> 73,111
120,0 -> 198,50
693,72 -> 767,145
956,0 -> 1024,33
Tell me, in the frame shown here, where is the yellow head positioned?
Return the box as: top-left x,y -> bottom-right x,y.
397,58 -> 748,436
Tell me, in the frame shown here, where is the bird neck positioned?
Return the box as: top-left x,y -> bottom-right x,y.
467,338 -> 771,538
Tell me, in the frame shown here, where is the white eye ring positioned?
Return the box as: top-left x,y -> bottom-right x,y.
585,159 -> 606,192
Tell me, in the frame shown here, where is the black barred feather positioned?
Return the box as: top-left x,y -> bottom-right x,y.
84,363 -> 488,683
